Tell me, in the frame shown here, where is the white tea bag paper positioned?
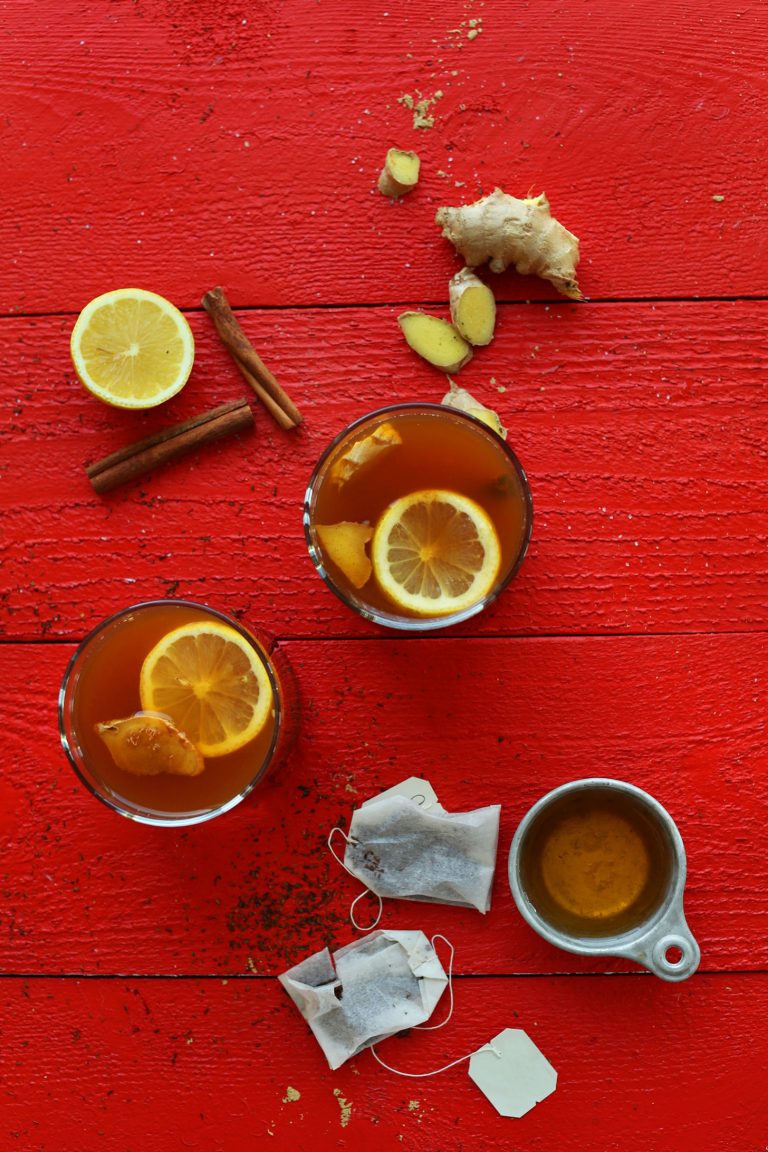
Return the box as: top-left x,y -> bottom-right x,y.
278,930 -> 448,1070
469,1029 -> 557,1117
343,777 -> 500,913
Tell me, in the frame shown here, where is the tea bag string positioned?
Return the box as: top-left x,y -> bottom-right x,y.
370,935 -> 502,1078
414,933 -> 455,1031
327,826 -> 384,932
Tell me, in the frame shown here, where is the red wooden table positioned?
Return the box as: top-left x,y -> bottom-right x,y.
2,1 -> 768,1148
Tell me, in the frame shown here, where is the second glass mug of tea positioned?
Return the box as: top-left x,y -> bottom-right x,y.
303,403 -> 533,631
59,599 -> 297,826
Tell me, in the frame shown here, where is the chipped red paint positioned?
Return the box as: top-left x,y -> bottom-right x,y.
2,0 -> 768,1149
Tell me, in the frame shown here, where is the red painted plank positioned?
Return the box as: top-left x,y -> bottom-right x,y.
1,974 -> 766,1151
2,1 -> 768,313
3,635 -> 766,976
2,301 -> 768,642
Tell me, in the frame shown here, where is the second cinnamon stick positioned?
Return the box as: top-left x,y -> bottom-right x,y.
86,399 -> 254,494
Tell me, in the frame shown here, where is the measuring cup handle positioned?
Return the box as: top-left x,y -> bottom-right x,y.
631,917 -> 701,982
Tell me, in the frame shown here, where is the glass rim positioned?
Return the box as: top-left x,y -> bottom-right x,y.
58,598 -> 282,827
302,402 -> 534,632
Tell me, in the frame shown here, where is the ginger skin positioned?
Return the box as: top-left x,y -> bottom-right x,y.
96,715 -> 205,777
398,311 -> 472,372
441,380 -> 507,439
448,268 -> 496,346
330,422 -> 402,487
436,188 -> 581,299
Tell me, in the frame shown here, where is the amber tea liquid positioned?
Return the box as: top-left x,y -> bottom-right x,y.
306,405 -> 532,622
518,786 -> 674,939
61,601 -> 291,821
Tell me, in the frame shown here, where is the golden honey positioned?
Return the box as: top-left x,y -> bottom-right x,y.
519,786 -> 673,938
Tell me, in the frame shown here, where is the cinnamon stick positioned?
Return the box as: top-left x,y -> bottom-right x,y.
86,399 -> 254,494
202,287 -> 303,429
231,356 -> 297,432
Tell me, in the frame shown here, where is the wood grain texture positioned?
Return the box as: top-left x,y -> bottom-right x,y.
3,0 -> 768,1146
1,975 -> 766,1152
2,0 -> 767,313
3,635 -> 766,976
2,301 -> 768,642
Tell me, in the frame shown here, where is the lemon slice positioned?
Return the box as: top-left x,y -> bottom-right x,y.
70,288 -> 194,408
371,489 -> 501,616
139,622 -> 273,757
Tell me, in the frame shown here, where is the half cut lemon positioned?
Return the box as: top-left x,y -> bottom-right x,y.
70,288 -> 194,408
371,489 -> 501,617
139,622 -> 274,758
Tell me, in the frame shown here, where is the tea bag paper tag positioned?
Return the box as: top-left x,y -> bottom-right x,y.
362,776 -> 439,811
469,1029 -> 557,1118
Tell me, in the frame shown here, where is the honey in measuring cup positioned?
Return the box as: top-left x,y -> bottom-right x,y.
518,784 -> 674,938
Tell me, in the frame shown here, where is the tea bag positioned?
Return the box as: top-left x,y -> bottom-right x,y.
278,930 -> 448,1070
340,777 -> 501,914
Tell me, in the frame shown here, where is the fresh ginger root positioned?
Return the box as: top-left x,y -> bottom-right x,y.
96,715 -> 205,777
378,148 -> 421,198
316,522 -> 373,588
448,268 -> 496,346
330,422 -> 402,487
436,188 -> 581,299
398,311 -> 472,372
441,380 -> 507,439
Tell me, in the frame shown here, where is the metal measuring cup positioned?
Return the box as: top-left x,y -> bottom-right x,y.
508,778 -> 700,982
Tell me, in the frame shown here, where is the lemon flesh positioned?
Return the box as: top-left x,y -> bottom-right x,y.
371,489 -> 501,617
139,622 -> 273,758
70,288 -> 194,409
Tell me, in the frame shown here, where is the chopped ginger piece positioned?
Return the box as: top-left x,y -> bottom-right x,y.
448,268 -> 496,346
441,381 -> 507,439
398,311 -> 472,372
378,147 -> 421,198
329,422 -> 403,487
316,521 -> 374,588
96,714 -> 205,777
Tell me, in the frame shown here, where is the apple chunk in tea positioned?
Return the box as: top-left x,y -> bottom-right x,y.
68,602 -> 281,814
309,407 -> 531,619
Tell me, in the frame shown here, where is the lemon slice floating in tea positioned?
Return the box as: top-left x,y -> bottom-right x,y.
139,622 -> 274,758
371,488 -> 501,616
70,288 -> 194,409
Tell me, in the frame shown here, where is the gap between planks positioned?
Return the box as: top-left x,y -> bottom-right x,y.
3,294 -> 768,322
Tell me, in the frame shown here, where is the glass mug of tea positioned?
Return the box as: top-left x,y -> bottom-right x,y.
303,403 -> 533,631
59,600 -> 296,826
508,778 -> 700,982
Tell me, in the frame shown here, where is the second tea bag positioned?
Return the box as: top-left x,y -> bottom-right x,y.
343,777 -> 501,913
279,930 -> 448,1069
